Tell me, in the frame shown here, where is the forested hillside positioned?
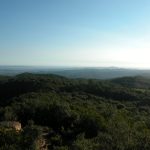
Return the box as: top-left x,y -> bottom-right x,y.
0,73 -> 150,149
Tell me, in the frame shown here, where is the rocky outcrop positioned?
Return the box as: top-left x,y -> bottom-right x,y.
0,121 -> 21,131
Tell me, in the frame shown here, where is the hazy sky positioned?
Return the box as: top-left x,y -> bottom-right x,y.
0,0 -> 150,68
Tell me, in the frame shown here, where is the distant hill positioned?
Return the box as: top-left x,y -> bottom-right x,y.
53,68 -> 150,79
0,72 -> 148,106
1,66 -> 150,79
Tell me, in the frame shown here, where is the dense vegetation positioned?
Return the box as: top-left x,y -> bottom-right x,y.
0,73 -> 150,149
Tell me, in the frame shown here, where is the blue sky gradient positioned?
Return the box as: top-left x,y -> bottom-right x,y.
0,0 -> 150,68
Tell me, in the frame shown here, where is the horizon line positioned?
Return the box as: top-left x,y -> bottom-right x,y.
0,65 -> 150,70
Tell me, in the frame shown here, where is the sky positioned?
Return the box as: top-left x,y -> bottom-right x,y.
0,0 -> 150,68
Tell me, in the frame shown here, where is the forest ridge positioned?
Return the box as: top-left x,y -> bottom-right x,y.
0,73 -> 150,149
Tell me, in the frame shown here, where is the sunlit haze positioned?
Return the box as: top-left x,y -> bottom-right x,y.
0,0 -> 150,68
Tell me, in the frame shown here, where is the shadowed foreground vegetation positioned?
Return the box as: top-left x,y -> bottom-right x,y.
0,73 -> 150,149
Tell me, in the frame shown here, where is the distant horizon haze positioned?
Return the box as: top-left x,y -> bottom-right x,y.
0,65 -> 150,70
